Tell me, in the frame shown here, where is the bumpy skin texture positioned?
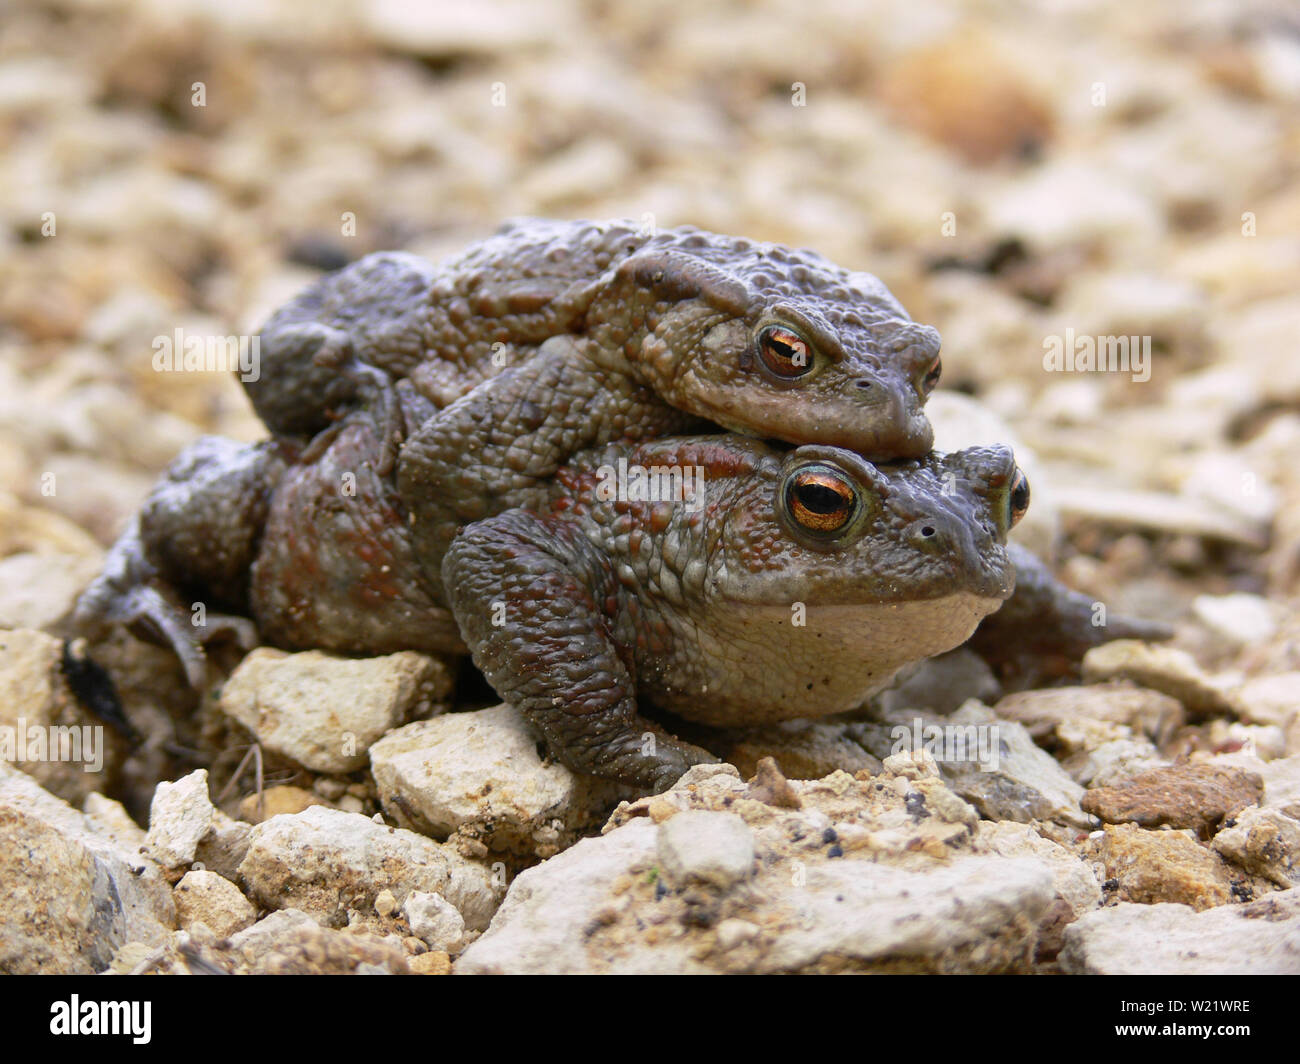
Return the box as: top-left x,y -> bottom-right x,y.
248,220 -> 944,586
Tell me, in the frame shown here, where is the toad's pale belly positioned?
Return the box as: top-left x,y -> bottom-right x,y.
636,593 -> 1006,727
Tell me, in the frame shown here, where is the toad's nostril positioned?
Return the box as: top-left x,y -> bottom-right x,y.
908,518 -> 946,548
855,379 -> 873,390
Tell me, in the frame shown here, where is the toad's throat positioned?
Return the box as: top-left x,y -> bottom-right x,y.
638,592 -> 1004,727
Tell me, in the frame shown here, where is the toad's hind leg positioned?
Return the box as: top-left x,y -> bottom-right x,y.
248,412 -> 467,657
73,436 -> 291,688
442,509 -> 716,792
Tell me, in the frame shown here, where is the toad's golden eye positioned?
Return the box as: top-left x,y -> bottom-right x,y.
757,325 -> 813,379
785,467 -> 857,535
922,355 -> 942,395
1008,468 -> 1030,528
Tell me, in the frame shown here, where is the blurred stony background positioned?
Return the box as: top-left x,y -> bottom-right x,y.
4,0 -> 1300,636
2,0 -> 1300,974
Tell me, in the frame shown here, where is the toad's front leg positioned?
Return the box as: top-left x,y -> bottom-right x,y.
398,335 -> 703,599
442,509 -> 716,792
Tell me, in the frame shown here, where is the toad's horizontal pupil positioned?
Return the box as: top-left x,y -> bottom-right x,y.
797,483 -> 845,514
1011,472 -> 1030,511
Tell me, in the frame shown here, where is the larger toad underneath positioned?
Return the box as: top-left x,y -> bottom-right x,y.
76,418 -> 1026,791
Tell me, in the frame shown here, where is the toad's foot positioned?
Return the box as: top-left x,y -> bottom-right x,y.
73,518 -> 259,689
72,437 -> 287,688
303,339 -> 406,476
969,542 -> 1174,687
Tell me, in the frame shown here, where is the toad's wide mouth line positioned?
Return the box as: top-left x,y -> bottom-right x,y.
722,576 -> 1015,609
716,589 -> 1011,622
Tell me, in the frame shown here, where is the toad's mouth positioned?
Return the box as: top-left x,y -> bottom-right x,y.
683,391 -> 932,459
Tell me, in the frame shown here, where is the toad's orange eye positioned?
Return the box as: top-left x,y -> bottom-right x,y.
757,325 -> 813,379
785,467 -> 857,535
1008,468 -> 1030,528
922,355 -> 942,394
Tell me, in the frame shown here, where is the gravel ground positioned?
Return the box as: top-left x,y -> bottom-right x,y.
1,0 -> 1299,975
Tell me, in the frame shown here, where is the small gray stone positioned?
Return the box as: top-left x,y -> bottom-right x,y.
1063,738 -> 1169,788
173,870 -> 256,939
1234,673 -> 1300,729
145,769 -> 214,869
872,647 -> 1001,717
193,809 -> 252,880
865,702 -> 1090,828
219,647 -> 451,773
403,891 -> 467,953
370,704 -> 629,856
993,683 -> 1185,747
1082,640 -> 1243,719
973,821 -> 1102,918
1261,756 -> 1300,819
757,858 -> 1054,973
227,909 -> 320,958
1192,592 -> 1278,647
656,811 -> 756,890
237,805 -> 502,931
1213,806 -> 1300,887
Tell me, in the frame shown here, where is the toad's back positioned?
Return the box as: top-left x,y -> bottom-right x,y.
246,217 -> 937,442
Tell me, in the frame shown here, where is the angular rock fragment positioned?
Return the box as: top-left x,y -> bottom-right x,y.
1091,823 -> 1234,910
1213,806 -> 1300,887
219,647 -> 451,773
237,805 -> 503,931
173,869 -> 256,938
993,683 -> 1184,746
145,768 -> 214,869
403,891 -> 468,953
460,768 -> 1059,974
657,811 -> 756,890
1081,763 -> 1264,834
856,702 -> 1090,828
1081,641 -> 1242,719
369,704 -> 629,856
0,762 -> 174,973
